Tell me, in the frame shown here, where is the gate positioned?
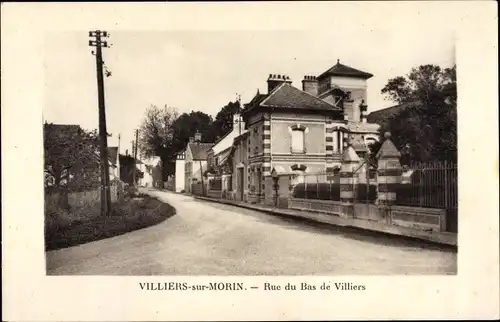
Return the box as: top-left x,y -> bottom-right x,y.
352,158 -> 379,221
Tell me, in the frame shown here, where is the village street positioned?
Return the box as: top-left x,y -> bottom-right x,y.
46,189 -> 457,275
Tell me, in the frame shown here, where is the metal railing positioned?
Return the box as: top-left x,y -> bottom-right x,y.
291,171 -> 341,201
395,161 -> 458,210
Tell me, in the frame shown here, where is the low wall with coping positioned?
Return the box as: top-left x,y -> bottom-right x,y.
288,198 -> 343,216
289,198 -> 446,233
388,205 -> 446,232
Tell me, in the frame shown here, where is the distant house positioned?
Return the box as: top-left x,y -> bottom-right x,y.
366,101 -> 422,126
107,146 -> 119,180
218,61 -> 380,205
205,113 -> 246,191
138,156 -> 161,187
184,131 -> 214,193
174,149 -> 186,192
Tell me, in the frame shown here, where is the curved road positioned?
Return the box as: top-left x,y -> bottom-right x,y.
46,189 -> 457,275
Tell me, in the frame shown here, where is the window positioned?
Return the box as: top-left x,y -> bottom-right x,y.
337,131 -> 342,152
291,129 -> 305,153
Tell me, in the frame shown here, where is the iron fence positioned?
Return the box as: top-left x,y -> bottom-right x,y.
291,171 -> 341,201
395,161 -> 458,210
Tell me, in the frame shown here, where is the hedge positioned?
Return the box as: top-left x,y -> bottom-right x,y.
355,184 -> 377,202
292,183 -> 341,201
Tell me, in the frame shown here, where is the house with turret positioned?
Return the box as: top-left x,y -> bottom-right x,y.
226,60 -> 381,205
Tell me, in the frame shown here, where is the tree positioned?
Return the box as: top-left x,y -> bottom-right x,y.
138,104 -> 179,158
138,105 -> 179,181
44,123 -> 100,208
138,105 -> 216,181
212,100 -> 241,140
170,111 -> 215,155
119,154 -> 143,185
381,65 -> 456,105
380,64 -> 457,163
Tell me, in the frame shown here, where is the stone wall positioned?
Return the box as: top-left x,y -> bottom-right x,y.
46,181 -> 124,209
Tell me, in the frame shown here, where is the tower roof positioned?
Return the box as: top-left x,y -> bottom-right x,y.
318,60 -> 373,80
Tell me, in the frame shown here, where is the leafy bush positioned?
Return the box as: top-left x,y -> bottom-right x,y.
209,178 -> 222,191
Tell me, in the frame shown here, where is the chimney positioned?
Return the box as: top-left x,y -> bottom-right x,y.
267,74 -> 292,93
233,113 -> 245,135
189,137 -> 194,143
343,98 -> 354,122
360,100 -> 368,123
302,75 -> 318,96
194,131 -> 202,142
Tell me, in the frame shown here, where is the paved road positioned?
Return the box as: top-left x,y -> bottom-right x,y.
46,189 -> 457,275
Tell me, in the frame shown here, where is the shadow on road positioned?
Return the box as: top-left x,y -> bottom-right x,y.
195,199 -> 457,253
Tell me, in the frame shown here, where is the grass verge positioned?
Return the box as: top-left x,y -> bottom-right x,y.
45,194 -> 176,251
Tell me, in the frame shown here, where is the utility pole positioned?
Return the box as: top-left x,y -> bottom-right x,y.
89,30 -> 111,216
133,129 -> 139,187
236,93 -> 242,135
132,140 -> 136,186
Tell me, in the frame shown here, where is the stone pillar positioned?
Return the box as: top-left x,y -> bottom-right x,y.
332,128 -> 338,154
342,131 -> 349,152
376,132 -> 402,207
325,119 -> 334,173
339,144 -> 360,218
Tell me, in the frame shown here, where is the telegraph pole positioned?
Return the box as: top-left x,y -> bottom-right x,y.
89,30 -> 111,216
236,93 -> 242,135
132,140 -> 136,186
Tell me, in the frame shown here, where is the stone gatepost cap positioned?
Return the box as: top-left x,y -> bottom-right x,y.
376,133 -> 401,159
341,145 -> 360,163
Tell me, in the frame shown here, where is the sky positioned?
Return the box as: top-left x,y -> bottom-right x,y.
44,29 -> 455,154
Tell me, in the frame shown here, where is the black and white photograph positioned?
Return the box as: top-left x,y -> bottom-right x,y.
2,2 -> 498,321
43,28 -> 458,275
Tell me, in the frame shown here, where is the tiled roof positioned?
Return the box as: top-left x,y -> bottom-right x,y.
47,123 -> 81,132
349,136 -> 368,152
233,130 -> 249,145
217,148 -> 232,165
261,83 -> 341,111
242,93 -> 268,113
347,122 -> 380,134
188,142 -> 214,160
108,147 -> 118,165
367,101 -> 421,124
318,62 -> 373,80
